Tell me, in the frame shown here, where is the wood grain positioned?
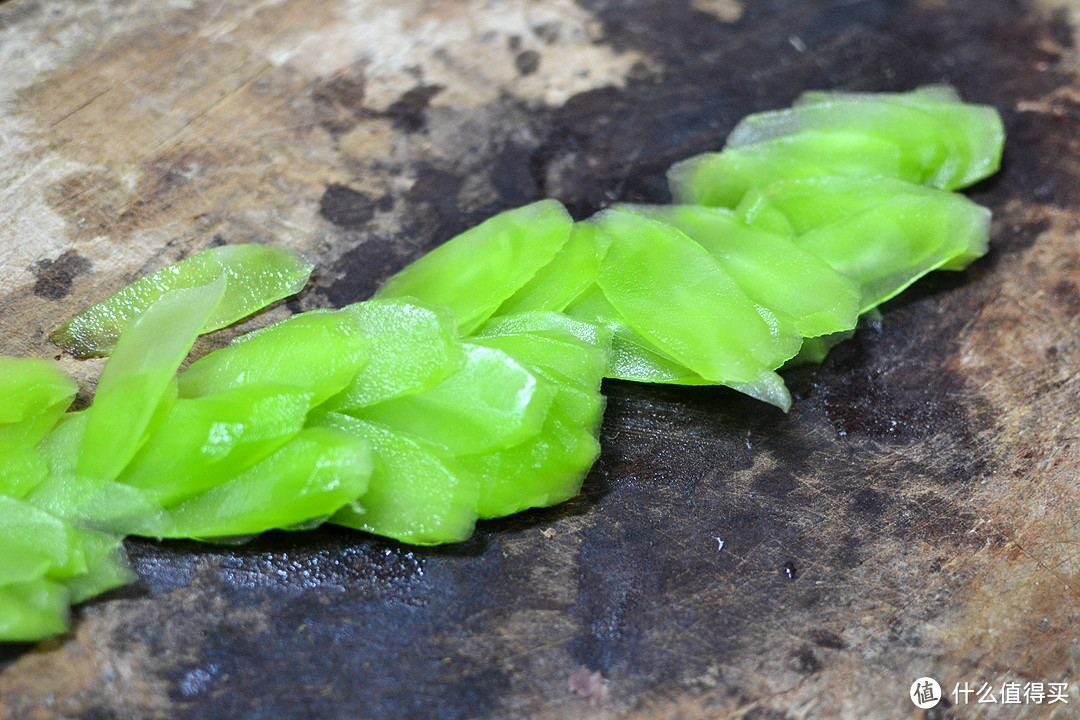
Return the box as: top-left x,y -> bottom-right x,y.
2,0 -> 1079,718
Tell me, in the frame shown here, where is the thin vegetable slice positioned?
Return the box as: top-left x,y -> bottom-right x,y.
375,199 -> 574,333
592,208 -> 802,384
615,204 -> 861,338
319,413 -> 480,545
75,278 -> 225,481
51,244 -> 313,358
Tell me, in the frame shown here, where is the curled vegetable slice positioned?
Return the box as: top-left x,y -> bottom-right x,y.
51,244 -> 314,358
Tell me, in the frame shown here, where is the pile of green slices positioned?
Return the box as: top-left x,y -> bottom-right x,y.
0,86 -> 1004,641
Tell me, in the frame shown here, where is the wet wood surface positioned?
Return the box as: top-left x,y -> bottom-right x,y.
1,0 -> 1079,717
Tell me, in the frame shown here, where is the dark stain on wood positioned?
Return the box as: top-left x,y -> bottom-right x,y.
31,250 -> 91,300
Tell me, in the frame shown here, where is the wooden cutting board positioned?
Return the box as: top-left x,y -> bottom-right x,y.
1,0 -> 1078,717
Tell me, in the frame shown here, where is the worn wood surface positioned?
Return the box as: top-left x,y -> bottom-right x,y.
1,0 -> 1079,718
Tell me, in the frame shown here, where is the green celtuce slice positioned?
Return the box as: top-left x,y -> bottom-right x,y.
325,299 -> 464,411
565,288 -> 792,410
464,404 -> 600,520
724,98 -> 959,189
375,200 -> 574,333
116,384 -> 312,506
738,177 -> 991,310
318,413 -> 479,545
0,358 -> 78,436
495,222 -> 613,316
76,278 -> 225,481
178,309 -> 369,406
157,427 -> 372,539
470,312 -> 611,433
50,244 -> 314,358
354,344 -> 554,456
61,528 -> 136,603
793,86 -> 1005,189
614,204 -> 861,338
592,208 -> 802,384
0,579 -> 71,641
668,130 -> 909,209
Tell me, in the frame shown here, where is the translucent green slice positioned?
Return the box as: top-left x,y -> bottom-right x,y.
375,200 -> 574,333
794,85 -> 1005,188
355,344 -> 553,456
324,299 -> 464,411
117,384 -> 312,506
0,579 -> 71,641
62,529 -> 136,603
158,427 -> 372,539
178,309 -> 368,407
76,278 -> 225,481
319,413 -> 479,545
725,99 -> 957,189
469,315 -> 610,432
566,288 -> 792,410
463,404 -> 600,520
592,209 -> 801,384
0,496 -> 73,585
0,358 -> 78,431
737,177 -> 991,310
495,221 -> 613,315
470,324 -> 610,391
615,204 -> 860,338
668,130 -> 908,208
1,444 -> 49,502
51,244 -> 314,358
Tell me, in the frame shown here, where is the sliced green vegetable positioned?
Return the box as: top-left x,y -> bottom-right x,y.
592,208 -> 802,384
354,344 -> 554,456
76,278 -> 225,481
51,244 -> 313,358
495,221 -> 613,316
375,200 -> 574,333
324,299 -> 464,411
178,309 -> 369,407
319,413 -> 479,545
158,427 -> 372,539
615,204 -> 861,338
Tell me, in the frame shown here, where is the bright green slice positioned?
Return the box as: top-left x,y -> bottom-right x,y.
116,384 -> 312,506
495,221 -> 613,316
319,413 -> 479,545
794,85 -> 1005,188
375,200 -> 574,333
158,427 -> 372,539
76,278 -> 225,481
614,204 -> 861,338
470,312 -> 611,431
324,299 -> 464,411
178,309 -> 368,407
463,404 -> 600,520
0,358 -> 78,433
668,130 -> 909,209
355,344 -> 554,456
51,244 -> 313,358
592,208 -> 801,385
738,176 -> 991,310
0,579 -> 71,641
566,288 -> 792,410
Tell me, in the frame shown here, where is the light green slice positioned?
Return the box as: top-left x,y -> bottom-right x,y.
158,427 -> 372,539
375,200 -> 574,333
51,244 -> 313,358
320,413 -> 479,545
76,278 -> 225,481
